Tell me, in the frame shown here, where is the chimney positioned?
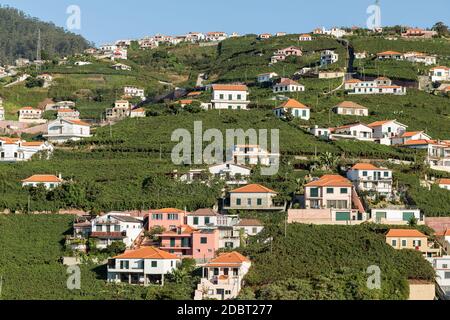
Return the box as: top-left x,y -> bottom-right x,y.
58,173 -> 62,180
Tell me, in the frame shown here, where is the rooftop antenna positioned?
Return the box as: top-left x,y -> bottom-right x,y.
36,28 -> 42,72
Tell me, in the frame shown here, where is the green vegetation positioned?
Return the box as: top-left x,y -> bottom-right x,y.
239,223 -> 435,300
0,214 -> 198,300
0,6 -> 90,64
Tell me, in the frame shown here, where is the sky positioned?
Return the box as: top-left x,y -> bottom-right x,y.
0,0 -> 449,45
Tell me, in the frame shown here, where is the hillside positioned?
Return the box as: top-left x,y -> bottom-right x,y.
238,223 -> 435,300
0,6 -> 90,64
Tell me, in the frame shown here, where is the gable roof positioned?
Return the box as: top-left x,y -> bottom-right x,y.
400,131 -> 427,138
188,208 -> 219,217
236,219 -> 264,227
377,51 -> 402,55
351,163 -> 388,171
335,101 -> 367,109
275,78 -> 301,86
345,79 -> 362,83
403,139 -> 438,146
212,84 -> 248,91
66,119 -> 90,127
276,98 -> 309,109
114,246 -> 180,260
21,141 -> 46,147
230,184 -> 277,194
386,229 -> 426,238
438,179 -> 450,185
150,208 -> 185,214
368,120 -> 407,128
305,175 -> 352,187
205,252 -> 250,267
22,175 -> 62,183
335,122 -> 371,130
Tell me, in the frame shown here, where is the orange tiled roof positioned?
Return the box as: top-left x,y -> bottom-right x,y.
131,108 -> 145,113
114,246 -> 180,260
351,163 -> 387,171
67,119 -> 90,126
212,84 -> 248,91
277,98 -> 309,109
0,137 -> 21,145
230,184 -> 277,194
368,120 -> 394,127
336,101 -> 367,109
205,252 -> 250,267
187,91 -> 202,97
438,179 -> 450,185
403,139 -> 438,146
345,79 -> 362,83
386,229 -> 426,238
22,175 -> 62,183
58,108 -> 76,113
305,175 -> 352,187
150,208 -> 185,214
430,66 -> 450,71
400,131 -> 423,138
377,51 -> 402,55
276,78 -> 301,86
21,141 -> 45,147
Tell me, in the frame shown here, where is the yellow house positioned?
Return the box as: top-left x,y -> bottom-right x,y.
386,229 -> 441,257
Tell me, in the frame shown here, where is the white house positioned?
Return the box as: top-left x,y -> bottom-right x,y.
402,140 -> 450,172
258,33 -> 272,40
320,50 -> 339,66
107,246 -> 180,286
186,208 -> 220,229
272,78 -> 305,93
430,256 -> 450,288
391,131 -> 432,146
298,34 -> 312,41
349,79 -> 407,95
45,119 -> 92,144
257,72 -> 278,83
368,120 -> 408,142
91,212 -> 144,249
273,98 -> 310,120
403,52 -> 437,66
22,174 -> 63,189
57,108 -> 80,120
346,163 -> 393,196
231,145 -> 280,167
438,179 -> 450,191
211,84 -> 250,110
124,86 -> 145,99
194,252 -> 251,300
330,123 -> 374,142
0,137 -> 53,162
354,52 -> 367,59
333,101 -> 368,117
309,126 -> 331,139
74,61 -> 92,66
377,51 -> 403,60
18,107 -> 44,123
112,63 -> 131,71
130,108 -> 146,118
430,66 -> 450,82
206,32 -> 228,42
344,79 -> 363,91
208,163 -> 251,185
370,208 -> 422,224
234,219 -> 264,237
0,106 -> 4,121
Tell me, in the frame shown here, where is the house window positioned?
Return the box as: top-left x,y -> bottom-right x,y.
200,237 -> 208,244
363,171 -> 368,177
237,94 -> 242,100
391,240 -> 397,247
445,272 -> 450,279
236,198 -> 241,206
257,199 -> 262,206
247,198 -> 252,206
214,268 -> 219,276
310,188 -> 319,197
443,264 -> 448,269
193,217 -> 199,225
152,214 -> 163,220
327,188 -> 334,194
401,240 -> 407,247
252,227 -> 258,234
151,261 -> 158,268
413,240 -> 422,247
340,188 -> 348,194
384,172 -> 389,177
168,214 -> 178,220
219,94 -> 224,99
120,261 -> 129,269
205,217 -> 210,225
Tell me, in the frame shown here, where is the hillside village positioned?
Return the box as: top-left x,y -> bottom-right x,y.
1,19 -> 450,301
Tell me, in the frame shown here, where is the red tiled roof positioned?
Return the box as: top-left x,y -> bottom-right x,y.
386,229 -> 426,238
305,175 -> 352,187
114,246 -> 180,260
351,163 -> 387,171
230,184 -> 277,194
438,179 -> 450,185
335,101 -> 367,109
205,252 -> 250,267
277,98 -> 309,109
212,84 -> 248,91
22,175 -> 62,183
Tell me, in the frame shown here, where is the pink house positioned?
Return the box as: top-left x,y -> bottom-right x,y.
158,225 -> 219,262
147,208 -> 187,231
